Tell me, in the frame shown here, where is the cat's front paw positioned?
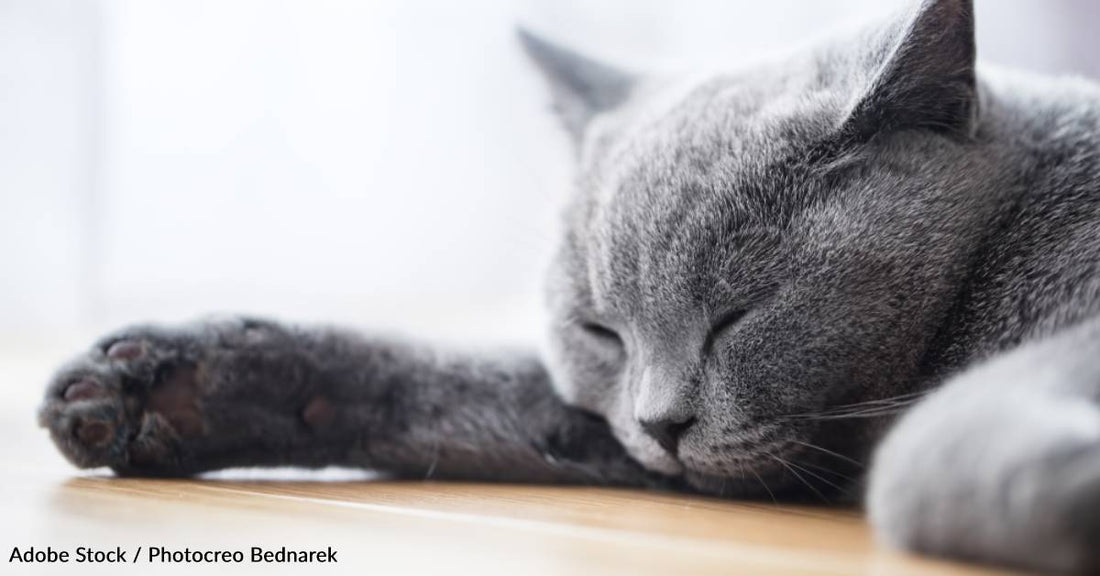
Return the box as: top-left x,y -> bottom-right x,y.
38,324 -> 218,475
867,382 -> 1100,574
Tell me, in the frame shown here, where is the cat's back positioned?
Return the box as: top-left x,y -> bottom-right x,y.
980,66 -> 1100,162
941,67 -> 1100,365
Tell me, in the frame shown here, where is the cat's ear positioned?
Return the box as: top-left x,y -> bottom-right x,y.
839,0 -> 977,141
518,28 -> 634,144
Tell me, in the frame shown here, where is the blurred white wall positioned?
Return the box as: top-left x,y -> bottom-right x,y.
0,1 -> 97,332
2,0 -> 1098,343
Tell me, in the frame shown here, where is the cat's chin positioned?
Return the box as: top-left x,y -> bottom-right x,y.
632,454 -> 684,476
682,468 -> 785,498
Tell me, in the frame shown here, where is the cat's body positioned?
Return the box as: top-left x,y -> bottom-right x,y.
922,68 -> 1100,369
38,0 -> 1100,572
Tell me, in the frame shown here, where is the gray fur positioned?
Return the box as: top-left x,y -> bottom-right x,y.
38,316 -> 660,485
38,0 -> 1100,572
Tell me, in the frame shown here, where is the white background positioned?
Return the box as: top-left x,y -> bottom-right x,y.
2,0 -> 1098,345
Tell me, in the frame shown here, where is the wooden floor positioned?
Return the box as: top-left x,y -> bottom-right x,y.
0,338 -> 1015,575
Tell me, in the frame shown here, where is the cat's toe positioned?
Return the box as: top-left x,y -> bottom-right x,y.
39,370 -> 134,469
105,339 -> 145,361
39,332 -> 203,474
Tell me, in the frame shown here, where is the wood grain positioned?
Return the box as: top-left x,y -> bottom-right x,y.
0,340 -> 1018,575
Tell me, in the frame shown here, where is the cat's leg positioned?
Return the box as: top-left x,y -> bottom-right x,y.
867,316 -> 1100,574
38,317 -> 663,486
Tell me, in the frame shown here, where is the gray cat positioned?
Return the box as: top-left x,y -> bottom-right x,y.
38,0 -> 1100,572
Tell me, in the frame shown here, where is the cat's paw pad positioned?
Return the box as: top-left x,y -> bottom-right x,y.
38,329 -> 206,474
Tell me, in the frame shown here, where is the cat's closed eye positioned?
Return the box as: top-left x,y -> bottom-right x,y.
703,309 -> 750,353
579,322 -> 624,348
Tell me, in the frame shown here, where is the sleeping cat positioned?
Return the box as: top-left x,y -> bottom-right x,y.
38,0 -> 1100,572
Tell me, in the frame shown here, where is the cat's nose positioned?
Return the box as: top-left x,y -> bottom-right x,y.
640,415 -> 696,454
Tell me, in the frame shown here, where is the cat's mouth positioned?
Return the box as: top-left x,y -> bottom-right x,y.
676,432 -> 859,500
678,447 -> 790,493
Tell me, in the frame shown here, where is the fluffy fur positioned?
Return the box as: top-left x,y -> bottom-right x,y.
39,0 -> 1100,572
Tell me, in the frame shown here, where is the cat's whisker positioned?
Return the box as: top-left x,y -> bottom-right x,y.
747,465 -> 777,505
791,459 -> 857,482
807,409 -> 907,421
790,440 -> 864,468
424,437 -> 441,479
781,391 -> 931,421
782,402 -> 918,422
769,454 -> 830,504
827,391 -> 928,410
842,396 -> 927,411
842,404 -> 915,416
781,458 -> 847,493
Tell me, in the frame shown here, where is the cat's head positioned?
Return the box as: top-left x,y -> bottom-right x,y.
525,0 -> 994,496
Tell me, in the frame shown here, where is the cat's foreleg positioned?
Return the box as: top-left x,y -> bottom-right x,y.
38,317 -> 663,487
867,316 -> 1100,573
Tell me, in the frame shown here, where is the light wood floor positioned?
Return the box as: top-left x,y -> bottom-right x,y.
1,339 -> 1016,575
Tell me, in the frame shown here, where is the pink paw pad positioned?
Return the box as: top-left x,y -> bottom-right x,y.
302,396 -> 335,428
75,420 -> 113,447
107,340 -> 144,361
63,380 -> 105,401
